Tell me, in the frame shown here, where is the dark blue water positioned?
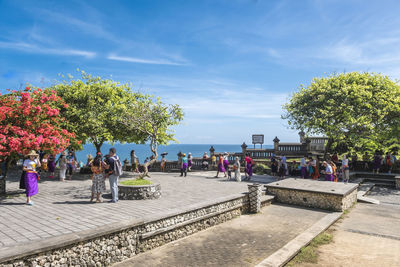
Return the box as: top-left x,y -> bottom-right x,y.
73,143 -> 272,164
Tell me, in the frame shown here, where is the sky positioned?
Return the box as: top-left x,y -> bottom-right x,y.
1,0 -> 400,145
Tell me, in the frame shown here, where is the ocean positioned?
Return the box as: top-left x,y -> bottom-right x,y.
74,143 -> 273,164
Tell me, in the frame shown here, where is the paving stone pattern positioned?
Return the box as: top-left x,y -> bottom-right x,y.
0,170 -> 274,249
114,204 -> 329,267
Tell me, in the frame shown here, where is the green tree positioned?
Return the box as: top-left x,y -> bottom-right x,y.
53,71 -> 146,152
283,72 -> 400,154
123,96 -> 183,178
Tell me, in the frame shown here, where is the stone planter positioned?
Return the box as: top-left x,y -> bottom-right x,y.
118,183 -> 161,200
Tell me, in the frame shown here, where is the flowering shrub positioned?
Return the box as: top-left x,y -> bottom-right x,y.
0,87 -> 76,158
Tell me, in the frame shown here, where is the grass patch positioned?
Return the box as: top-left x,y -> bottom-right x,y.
120,179 -> 153,186
286,231 -> 333,266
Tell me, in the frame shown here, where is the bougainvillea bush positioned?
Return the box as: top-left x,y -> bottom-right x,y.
0,87 -> 76,159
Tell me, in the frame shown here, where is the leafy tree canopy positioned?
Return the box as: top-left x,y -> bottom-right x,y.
283,72 -> 400,154
122,95 -> 183,177
53,70 -> 146,152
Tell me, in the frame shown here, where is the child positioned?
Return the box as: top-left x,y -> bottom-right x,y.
227,166 -> 232,180
211,155 -> 216,167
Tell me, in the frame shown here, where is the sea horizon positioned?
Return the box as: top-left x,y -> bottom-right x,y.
73,143 -> 273,164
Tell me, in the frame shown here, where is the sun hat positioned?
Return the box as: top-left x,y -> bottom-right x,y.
27,150 -> 38,157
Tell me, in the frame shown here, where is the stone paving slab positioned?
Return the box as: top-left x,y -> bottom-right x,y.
0,170 -> 275,250
113,204 -> 329,267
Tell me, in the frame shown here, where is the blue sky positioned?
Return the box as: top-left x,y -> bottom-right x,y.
1,0 -> 400,145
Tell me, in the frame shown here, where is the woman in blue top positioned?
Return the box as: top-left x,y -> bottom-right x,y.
180,153 -> 188,177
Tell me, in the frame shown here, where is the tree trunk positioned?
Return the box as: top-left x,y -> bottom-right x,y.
93,140 -> 104,154
0,157 -> 12,195
138,137 -> 158,179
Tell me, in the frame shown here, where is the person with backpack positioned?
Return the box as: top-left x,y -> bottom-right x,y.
107,147 -> 123,203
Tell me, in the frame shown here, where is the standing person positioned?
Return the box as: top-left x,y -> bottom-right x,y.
211,154 -> 217,168
271,160 -> 277,177
202,152 -> 209,170
385,152 -> 393,174
329,160 -> 338,182
107,147 -> 122,203
362,152 -> 370,170
372,152 -> 382,174
278,159 -> 285,179
215,154 -> 226,178
312,157 -> 320,180
300,155 -> 307,178
342,154 -> 350,183
58,152 -> 67,182
188,153 -> 193,171
23,150 -> 41,205
281,155 -> 288,175
160,154 -> 167,172
180,153 -> 188,177
41,154 -> 48,172
233,156 -> 241,182
86,154 -> 94,167
47,154 -> 56,179
223,152 -> 229,175
322,161 -> 333,181
130,150 -> 139,173
66,151 -> 75,180
90,154 -> 108,203
244,154 -> 254,181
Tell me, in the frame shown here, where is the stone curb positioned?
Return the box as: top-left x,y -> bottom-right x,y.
255,211 -> 343,267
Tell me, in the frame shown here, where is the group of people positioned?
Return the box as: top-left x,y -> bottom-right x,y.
21,148 -> 123,205
176,152 -> 254,182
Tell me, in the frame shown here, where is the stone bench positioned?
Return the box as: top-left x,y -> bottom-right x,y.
265,178 -> 358,212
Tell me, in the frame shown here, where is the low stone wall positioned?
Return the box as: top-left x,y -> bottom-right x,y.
0,194 -> 274,267
267,187 -> 357,212
118,183 -> 161,200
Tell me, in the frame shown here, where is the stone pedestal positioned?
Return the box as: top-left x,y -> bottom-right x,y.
248,183 -> 262,213
118,183 -> 161,200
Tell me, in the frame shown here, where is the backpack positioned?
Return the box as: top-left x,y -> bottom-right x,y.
112,156 -> 123,176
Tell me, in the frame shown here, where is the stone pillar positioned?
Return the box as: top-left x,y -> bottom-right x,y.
395,177 -> 400,189
299,130 -> 305,143
306,138 -> 311,153
248,183 -> 262,213
273,137 -> 280,153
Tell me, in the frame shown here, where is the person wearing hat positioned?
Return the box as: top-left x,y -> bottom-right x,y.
23,150 -> 41,205
180,153 -> 188,177
202,152 -> 209,170
223,152 -> 229,175
187,153 -> 193,171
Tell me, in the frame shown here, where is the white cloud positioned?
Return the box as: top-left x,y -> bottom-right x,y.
107,54 -> 187,66
0,41 -> 96,58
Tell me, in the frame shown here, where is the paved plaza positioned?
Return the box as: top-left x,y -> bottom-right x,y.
0,169 -> 274,249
